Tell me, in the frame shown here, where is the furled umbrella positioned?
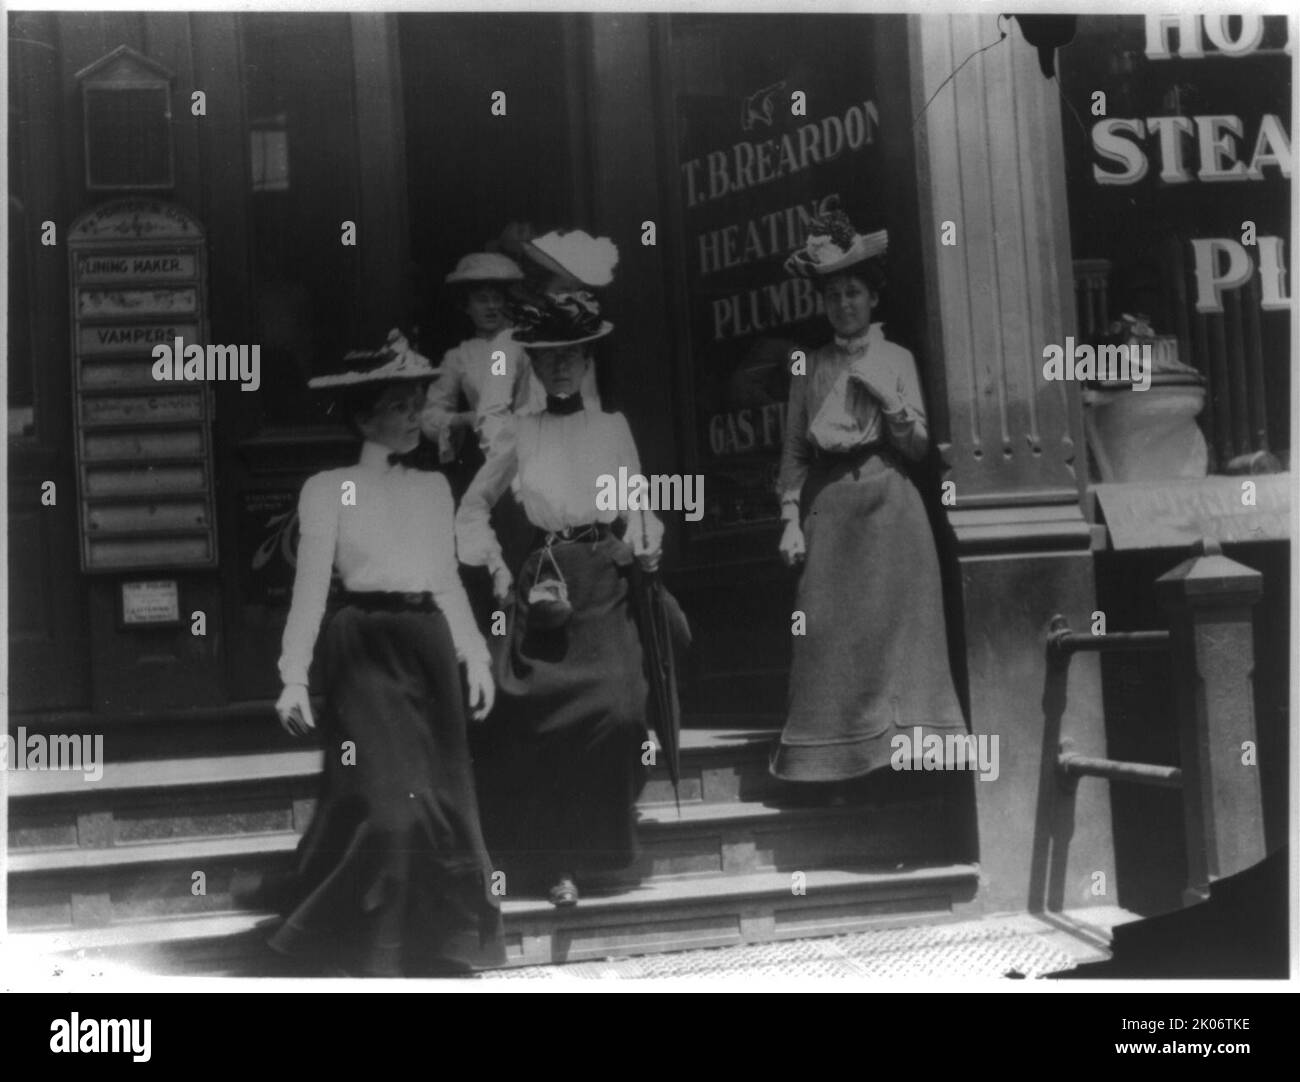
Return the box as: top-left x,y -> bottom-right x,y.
630,513 -> 691,815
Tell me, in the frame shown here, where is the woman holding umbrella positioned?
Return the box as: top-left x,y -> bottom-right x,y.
455,232 -> 664,907
772,201 -> 966,789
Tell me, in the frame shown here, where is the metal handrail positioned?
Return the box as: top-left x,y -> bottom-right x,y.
1048,614 -> 1178,790
1058,742 -> 1182,789
1047,615 -> 1170,656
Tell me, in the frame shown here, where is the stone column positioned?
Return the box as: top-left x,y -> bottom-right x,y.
909,13 -> 1113,913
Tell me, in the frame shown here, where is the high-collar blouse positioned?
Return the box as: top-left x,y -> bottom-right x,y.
776,323 -> 929,507
422,332 -> 602,461
278,440 -> 489,687
455,405 -> 664,568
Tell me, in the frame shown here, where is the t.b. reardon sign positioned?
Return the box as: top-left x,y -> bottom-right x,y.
681,97 -> 880,342
1090,14 -> 1292,314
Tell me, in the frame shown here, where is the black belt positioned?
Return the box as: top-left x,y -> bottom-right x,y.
338,590 -> 438,613
810,441 -> 894,468
530,522 -> 615,550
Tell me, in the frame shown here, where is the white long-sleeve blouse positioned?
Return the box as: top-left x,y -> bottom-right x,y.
277,440 -> 490,687
777,323 -> 929,518
455,405 -> 664,568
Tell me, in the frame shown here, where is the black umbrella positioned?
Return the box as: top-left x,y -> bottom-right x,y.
630,518 -> 691,815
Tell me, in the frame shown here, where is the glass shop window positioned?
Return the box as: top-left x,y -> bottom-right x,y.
7,195 -> 36,441
240,13 -> 364,428
8,61 -> 36,441
250,113 -> 291,193
1057,14 -> 1292,479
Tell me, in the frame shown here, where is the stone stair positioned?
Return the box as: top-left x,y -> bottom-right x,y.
7,724 -> 979,972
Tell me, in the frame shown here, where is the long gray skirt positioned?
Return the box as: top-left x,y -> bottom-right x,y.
771,445 -> 967,782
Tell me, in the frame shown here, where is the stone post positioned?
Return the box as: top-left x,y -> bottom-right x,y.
1156,539 -> 1266,904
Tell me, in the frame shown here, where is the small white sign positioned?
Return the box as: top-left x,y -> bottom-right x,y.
121,579 -> 180,625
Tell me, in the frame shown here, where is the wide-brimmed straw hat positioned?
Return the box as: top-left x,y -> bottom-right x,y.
521,229 -> 619,289
510,290 -> 613,350
784,198 -> 888,277
307,328 -> 438,389
444,252 -> 524,285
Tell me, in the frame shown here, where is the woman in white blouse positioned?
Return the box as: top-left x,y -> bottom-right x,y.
772,202 -> 966,788
270,330 -> 504,976
456,263 -> 663,908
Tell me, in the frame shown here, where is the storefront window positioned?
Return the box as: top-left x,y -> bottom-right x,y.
250,113 -> 291,193
666,15 -> 888,533
1058,14 -> 1291,479
8,45 -> 36,441
7,196 -> 36,441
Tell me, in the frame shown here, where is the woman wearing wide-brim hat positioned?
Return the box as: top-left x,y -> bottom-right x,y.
772,200 -> 966,787
429,231 -> 602,460
270,329 -> 505,975
422,251 -> 529,475
455,233 -> 662,907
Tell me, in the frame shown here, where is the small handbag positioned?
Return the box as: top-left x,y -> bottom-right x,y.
526,544 -> 573,629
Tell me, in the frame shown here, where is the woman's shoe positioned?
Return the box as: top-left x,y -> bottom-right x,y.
548,873 -> 579,908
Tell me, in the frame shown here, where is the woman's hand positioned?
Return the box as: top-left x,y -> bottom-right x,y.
779,519 -> 806,568
487,554 -> 514,602
465,659 -> 496,722
631,532 -> 662,573
629,510 -> 663,572
275,683 -> 316,737
849,362 -> 904,414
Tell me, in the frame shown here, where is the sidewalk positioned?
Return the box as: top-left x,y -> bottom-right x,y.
2,907 -> 1136,985
477,908 -> 1134,981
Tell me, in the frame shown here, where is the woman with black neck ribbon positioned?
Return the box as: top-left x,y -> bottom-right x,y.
270,330 -> 505,976
455,232 -> 663,907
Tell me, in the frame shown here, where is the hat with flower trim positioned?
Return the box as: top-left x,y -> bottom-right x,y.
509,230 -> 619,348
307,328 -> 438,389
783,198 -> 887,277
510,291 -> 613,350
521,229 -> 619,290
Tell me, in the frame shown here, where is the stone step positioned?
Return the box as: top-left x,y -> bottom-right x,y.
7,791 -> 952,931
501,864 -> 981,966
7,728 -> 785,856
7,863 -> 982,974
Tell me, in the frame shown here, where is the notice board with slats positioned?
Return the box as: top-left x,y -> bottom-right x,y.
68,199 -> 218,573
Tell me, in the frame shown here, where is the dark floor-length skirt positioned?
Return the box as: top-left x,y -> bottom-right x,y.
771,445 -> 967,782
474,534 -> 649,882
268,604 -> 505,976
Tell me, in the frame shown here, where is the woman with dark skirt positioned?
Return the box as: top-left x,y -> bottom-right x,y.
271,329 -> 505,976
455,233 -> 663,907
771,203 -> 967,788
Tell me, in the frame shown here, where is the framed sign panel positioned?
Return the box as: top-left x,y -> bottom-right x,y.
68,199 -> 218,573
76,45 -> 176,191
